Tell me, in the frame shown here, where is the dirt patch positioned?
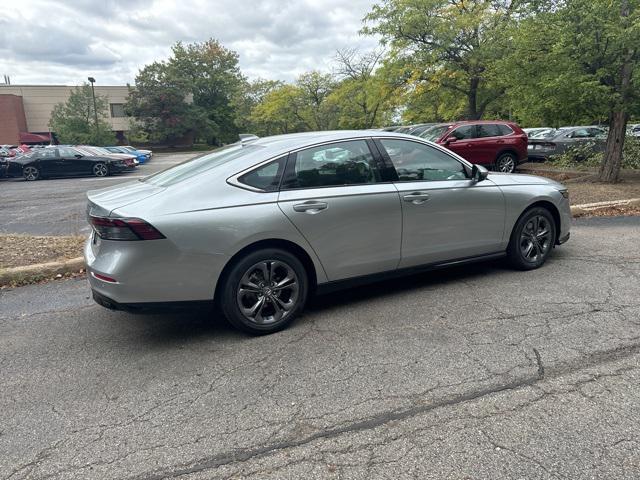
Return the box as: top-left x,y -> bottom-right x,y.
0,234 -> 85,269
520,165 -> 640,205
577,205 -> 640,218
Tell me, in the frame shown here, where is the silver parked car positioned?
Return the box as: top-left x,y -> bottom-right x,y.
85,131 -> 571,334
528,126 -> 607,161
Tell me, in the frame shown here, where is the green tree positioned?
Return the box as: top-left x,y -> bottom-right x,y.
49,84 -> 115,145
233,78 -> 285,135
126,39 -> 245,145
330,49 -> 401,128
125,61 -> 213,145
501,0 -> 640,182
250,84 -> 307,135
364,0 -> 517,120
169,40 -> 246,144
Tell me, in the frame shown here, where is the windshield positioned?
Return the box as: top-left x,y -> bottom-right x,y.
420,125 -> 451,142
143,143 -> 263,187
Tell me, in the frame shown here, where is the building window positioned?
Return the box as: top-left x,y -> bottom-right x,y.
110,103 -> 126,118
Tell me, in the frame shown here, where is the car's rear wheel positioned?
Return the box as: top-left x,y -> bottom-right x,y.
23,165 -> 40,181
93,162 -> 109,177
220,248 -> 308,335
495,153 -> 517,173
507,207 -> 556,270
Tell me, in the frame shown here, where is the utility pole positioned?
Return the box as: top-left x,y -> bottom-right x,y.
87,76 -> 99,142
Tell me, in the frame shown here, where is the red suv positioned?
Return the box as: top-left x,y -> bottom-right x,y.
419,120 -> 528,173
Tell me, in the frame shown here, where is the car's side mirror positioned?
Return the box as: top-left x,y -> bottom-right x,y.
446,136 -> 458,144
75,154 -> 83,158
472,164 -> 489,182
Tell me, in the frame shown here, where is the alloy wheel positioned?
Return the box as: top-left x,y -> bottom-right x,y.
93,163 -> 108,177
497,155 -> 516,173
519,215 -> 552,262
236,260 -> 300,325
23,166 -> 39,181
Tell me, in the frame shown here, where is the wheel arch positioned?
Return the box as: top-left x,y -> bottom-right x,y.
214,238 -> 319,302
496,148 -> 520,162
518,200 -> 562,244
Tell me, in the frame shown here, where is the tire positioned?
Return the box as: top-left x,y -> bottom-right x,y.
507,207 -> 557,270
220,248 -> 308,335
495,153 -> 517,173
23,165 -> 40,181
93,162 -> 109,177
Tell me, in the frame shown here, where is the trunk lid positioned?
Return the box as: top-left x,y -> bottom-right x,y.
87,180 -> 165,217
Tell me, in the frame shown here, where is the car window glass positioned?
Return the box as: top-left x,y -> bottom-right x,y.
380,139 -> 467,182
420,125 -> 451,142
450,125 -> 476,140
570,129 -> 590,138
144,144 -> 264,187
58,147 -> 78,158
283,140 -> 379,189
38,149 -> 57,159
497,124 -> 514,136
238,156 -> 286,191
478,124 -> 502,138
589,128 -> 606,137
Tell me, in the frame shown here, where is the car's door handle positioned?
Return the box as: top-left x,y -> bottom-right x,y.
403,192 -> 431,204
293,201 -> 328,213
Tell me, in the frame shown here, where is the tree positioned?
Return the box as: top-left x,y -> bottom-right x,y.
125,61 -> 213,145
126,39 -> 245,146
233,78 -> 285,135
330,48 -> 401,128
49,84 -> 115,145
501,0 -> 640,182
250,84 -> 307,135
363,0 -> 517,120
169,40 -> 246,144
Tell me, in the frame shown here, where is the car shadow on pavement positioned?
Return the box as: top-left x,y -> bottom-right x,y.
115,258 -> 514,347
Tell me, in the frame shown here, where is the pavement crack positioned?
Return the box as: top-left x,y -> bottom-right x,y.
532,347 -> 545,379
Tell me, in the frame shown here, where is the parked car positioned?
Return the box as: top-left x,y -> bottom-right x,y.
85,130 -> 571,335
629,124 -> 640,137
105,146 -> 150,163
406,123 -> 437,137
524,127 -> 555,138
6,146 -> 135,180
527,126 -> 607,161
419,120 -> 528,173
121,145 -> 152,159
75,146 -> 139,167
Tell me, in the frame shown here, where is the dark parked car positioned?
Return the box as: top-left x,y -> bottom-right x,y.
527,126 -> 607,161
419,120 -> 528,173
6,146 -> 135,181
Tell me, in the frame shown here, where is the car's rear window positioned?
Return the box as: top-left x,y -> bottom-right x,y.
143,144 -> 263,187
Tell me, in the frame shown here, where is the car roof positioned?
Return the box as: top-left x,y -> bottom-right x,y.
248,130 -> 420,151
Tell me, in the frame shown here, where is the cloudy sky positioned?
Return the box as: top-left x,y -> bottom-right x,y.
0,0 -> 380,86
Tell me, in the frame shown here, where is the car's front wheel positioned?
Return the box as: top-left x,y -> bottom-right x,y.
507,207 -> 556,270
220,248 -> 308,335
495,153 -> 517,173
93,162 -> 109,177
23,165 -> 40,181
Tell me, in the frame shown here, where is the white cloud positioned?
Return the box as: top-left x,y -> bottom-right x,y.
0,0 -> 379,86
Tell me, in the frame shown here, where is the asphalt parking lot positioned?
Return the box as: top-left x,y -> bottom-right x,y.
1,213 -> 639,479
0,152 -> 196,236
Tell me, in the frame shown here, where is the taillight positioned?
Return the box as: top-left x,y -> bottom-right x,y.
89,216 -> 165,241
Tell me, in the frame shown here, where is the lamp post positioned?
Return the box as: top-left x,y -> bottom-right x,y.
87,76 -> 99,142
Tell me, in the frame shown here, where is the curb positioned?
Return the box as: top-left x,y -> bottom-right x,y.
0,257 -> 85,286
571,198 -> 640,217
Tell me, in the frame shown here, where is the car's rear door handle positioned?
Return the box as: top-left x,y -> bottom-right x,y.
293,201 -> 328,213
403,192 -> 431,204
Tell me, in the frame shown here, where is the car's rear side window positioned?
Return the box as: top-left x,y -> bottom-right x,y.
282,140 -> 380,189
238,156 -> 287,192
479,124 -> 502,138
497,124 -> 514,136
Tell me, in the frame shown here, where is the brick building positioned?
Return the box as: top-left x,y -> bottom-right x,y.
0,84 -> 130,145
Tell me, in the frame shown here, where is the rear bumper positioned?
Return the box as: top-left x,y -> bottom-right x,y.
91,289 -> 211,312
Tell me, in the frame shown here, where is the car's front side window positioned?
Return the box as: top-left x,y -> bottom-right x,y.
380,139 -> 468,182
450,125 -> 477,140
282,140 -> 380,189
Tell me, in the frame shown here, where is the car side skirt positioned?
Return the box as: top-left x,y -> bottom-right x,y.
315,251 -> 507,295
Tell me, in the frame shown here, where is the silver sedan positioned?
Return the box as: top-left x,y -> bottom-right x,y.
85,131 -> 571,334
